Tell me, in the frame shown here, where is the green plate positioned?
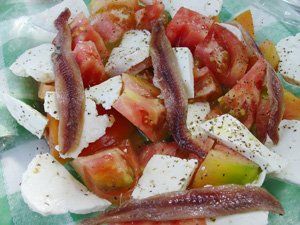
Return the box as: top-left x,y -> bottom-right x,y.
0,0 -> 299,224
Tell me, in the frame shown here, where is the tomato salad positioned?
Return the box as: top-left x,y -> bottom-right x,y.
3,0 -> 300,224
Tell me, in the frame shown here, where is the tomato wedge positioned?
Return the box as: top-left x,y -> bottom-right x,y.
166,7 -> 213,51
219,58 -> 267,128
195,23 -> 249,87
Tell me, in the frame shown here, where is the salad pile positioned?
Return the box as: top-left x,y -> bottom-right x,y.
1,0 -> 300,224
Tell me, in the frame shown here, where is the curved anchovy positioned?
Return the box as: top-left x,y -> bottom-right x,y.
229,21 -> 284,144
149,21 -> 206,158
81,185 -> 284,225
52,9 -> 85,154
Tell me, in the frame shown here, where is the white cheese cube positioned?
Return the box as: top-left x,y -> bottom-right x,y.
2,94 -> 48,138
187,102 -> 210,138
44,91 -> 59,120
85,75 -> 123,110
200,114 -> 287,173
21,153 -> 111,216
173,47 -> 195,99
132,155 -> 198,199
9,44 -> 55,83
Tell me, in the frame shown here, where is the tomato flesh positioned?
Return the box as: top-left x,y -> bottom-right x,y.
73,41 -> 107,88
113,74 -> 169,142
166,7 -> 213,51
136,2 -> 165,30
195,23 -> 249,87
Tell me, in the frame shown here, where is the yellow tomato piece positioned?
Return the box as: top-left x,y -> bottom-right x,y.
283,89 -> 300,120
259,39 -> 280,71
234,9 -> 255,38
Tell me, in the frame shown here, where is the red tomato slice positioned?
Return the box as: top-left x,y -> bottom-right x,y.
166,7 -> 213,51
136,2 -> 165,31
70,13 -> 109,59
139,142 -> 178,168
80,107 -> 137,157
73,41 -> 107,88
219,58 -> 267,128
193,66 -> 223,102
195,23 -> 249,88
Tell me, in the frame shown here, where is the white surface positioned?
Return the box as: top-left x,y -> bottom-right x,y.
1,139 -> 49,195
276,33 -> 300,83
44,91 -> 59,120
173,47 -> 194,99
206,211 -> 269,225
219,23 -> 243,41
162,0 -> 223,17
187,102 -> 210,139
85,76 -> 123,110
56,98 -> 113,159
21,153 -> 111,216
9,44 -> 55,83
29,0 -> 89,33
132,155 -> 198,199
105,30 -> 151,76
2,94 -> 48,138
266,120 -> 300,185
200,114 -> 287,173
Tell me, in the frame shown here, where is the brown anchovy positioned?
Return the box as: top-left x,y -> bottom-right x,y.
52,9 -> 85,154
81,185 -> 284,225
229,21 -> 284,144
150,21 -> 206,158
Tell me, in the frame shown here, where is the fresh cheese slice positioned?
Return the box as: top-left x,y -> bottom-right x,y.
2,94 -> 48,138
206,211 -> 269,225
132,155 -> 198,199
276,33 -> 300,84
219,23 -> 243,41
187,102 -> 210,139
29,0 -> 89,33
44,91 -> 59,120
56,98 -> 113,159
105,30 -> 151,77
200,114 -> 287,173
9,44 -> 55,83
21,153 -> 111,216
266,120 -> 300,185
85,75 -> 123,110
162,0 -> 223,17
173,47 -> 194,99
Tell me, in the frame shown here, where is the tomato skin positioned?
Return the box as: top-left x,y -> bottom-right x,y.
193,66 -> 222,102
80,107 -> 137,157
166,7 -> 213,51
219,58 -> 267,128
70,13 -> 109,59
195,23 -> 249,88
136,2 -> 165,30
73,41 -> 107,88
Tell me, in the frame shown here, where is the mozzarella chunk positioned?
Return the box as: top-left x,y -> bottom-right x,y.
29,0 -> 89,33
266,120 -> 300,185
9,44 -> 55,83
105,30 -> 151,76
132,155 -> 198,199
163,0 -> 223,17
206,211 -> 269,225
219,23 -> 243,41
276,33 -> 300,84
85,76 -> 123,110
43,92 -> 59,120
21,153 -> 111,216
200,114 -> 287,173
2,94 -> 48,138
173,47 -> 194,98
56,98 -> 113,159
187,102 -> 210,139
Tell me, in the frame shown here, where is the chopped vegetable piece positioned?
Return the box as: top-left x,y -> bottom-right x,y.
234,10 -> 255,38
259,40 -> 280,71
283,89 -> 300,120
